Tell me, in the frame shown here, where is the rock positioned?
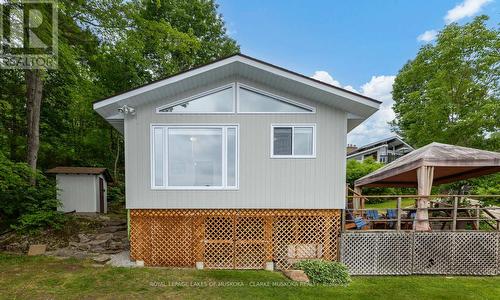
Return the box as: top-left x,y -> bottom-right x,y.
91,246 -> 106,253
51,247 -> 74,257
6,242 -> 20,251
100,249 -> 124,254
69,242 -> 79,248
282,270 -> 310,283
109,241 -> 123,250
112,231 -> 128,239
78,234 -> 91,243
20,241 -> 29,251
94,233 -> 113,241
100,226 -> 127,233
92,254 -> 111,264
103,220 -> 127,227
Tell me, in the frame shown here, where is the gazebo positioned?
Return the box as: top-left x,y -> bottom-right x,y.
354,142 -> 500,230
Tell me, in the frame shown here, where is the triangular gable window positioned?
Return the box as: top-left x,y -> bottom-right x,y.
158,86 -> 234,113
238,87 -> 313,113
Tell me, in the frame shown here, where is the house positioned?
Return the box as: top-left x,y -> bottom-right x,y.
93,54 -> 380,269
46,167 -> 112,214
346,135 -> 413,164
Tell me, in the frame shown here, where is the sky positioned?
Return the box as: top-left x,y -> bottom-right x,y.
217,0 -> 499,147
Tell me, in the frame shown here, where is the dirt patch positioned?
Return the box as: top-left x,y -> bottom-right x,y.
59,264 -> 84,272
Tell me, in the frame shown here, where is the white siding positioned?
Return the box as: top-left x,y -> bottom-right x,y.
125,78 -> 347,209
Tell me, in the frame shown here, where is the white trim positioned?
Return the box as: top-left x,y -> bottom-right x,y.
150,124 -> 239,190
236,83 -> 316,114
270,124 -> 317,159
93,56 -> 241,110
94,55 -> 379,116
155,83 -> 236,114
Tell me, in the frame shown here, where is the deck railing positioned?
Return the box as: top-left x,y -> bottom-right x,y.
343,195 -> 500,232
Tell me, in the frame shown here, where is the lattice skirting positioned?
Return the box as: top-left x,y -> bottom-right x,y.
130,209 -> 341,269
341,232 -> 500,275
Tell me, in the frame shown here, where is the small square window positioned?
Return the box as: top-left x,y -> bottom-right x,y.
271,125 -> 315,158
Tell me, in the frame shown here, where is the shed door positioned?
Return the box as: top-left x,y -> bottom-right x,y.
99,178 -> 105,213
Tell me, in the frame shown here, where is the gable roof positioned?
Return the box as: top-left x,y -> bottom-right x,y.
93,53 -> 381,133
47,167 -> 113,182
354,142 -> 500,187
347,135 -> 414,158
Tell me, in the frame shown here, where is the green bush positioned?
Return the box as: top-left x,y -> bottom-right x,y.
0,152 -> 66,234
294,259 -> 351,285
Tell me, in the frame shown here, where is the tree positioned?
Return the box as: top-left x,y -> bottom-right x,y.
391,16 -> 499,151
346,158 -> 384,187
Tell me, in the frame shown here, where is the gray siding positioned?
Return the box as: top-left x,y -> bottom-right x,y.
57,174 -> 97,212
125,78 -> 347,209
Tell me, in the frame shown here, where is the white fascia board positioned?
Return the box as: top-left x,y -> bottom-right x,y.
93,55 -> 380,118
346,145 -> 385,159
93,56 -> 241,111
235,56 -> 381,112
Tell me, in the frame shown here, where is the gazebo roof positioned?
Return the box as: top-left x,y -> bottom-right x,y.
355,142 -> 500,188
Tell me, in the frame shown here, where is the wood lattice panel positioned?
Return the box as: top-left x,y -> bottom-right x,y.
129,209 -> 340,269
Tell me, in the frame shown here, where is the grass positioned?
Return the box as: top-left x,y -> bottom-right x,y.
365,198 -> 415,209
0,253 -> 499,299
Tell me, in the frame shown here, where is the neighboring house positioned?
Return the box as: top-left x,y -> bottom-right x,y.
347,136 -> 414,164
93,54 -> 380,269
47,167 -> 112,214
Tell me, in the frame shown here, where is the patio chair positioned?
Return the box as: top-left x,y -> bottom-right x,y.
366,209 -> 386,229
354,216 -> 369,230
386,209 -> 397,229
345,211 -> 369,230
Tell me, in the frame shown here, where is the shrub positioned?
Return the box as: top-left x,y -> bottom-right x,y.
0,152 -> 66,234
294,259 -> 351,286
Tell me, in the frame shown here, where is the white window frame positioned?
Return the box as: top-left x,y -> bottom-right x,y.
270,124 -> 316,159
155,82 -> 316,115
236,83 -> 316,114
155,83 -> 237,114
150,124 -> 239,190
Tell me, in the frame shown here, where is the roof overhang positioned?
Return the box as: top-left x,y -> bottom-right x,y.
93,54 -> 381,133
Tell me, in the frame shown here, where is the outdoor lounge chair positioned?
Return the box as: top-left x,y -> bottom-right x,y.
366,209 -> 386,229
345,211 -> 369,230
386,209 -> 397,229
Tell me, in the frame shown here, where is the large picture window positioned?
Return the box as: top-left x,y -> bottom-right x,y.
271,124 -> 316,158
151,125 -> 238,189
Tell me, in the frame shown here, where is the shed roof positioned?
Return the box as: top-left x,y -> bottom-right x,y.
46,167 -> 113,182
354,142 -> 500,188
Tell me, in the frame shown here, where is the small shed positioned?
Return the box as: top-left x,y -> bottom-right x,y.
46,167 -> 113,214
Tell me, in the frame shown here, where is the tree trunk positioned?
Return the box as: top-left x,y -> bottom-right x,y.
25,69 -> 43,184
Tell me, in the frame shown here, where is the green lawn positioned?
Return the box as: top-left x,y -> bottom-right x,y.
0,254 -> 499,299
365,198 -> 415,209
